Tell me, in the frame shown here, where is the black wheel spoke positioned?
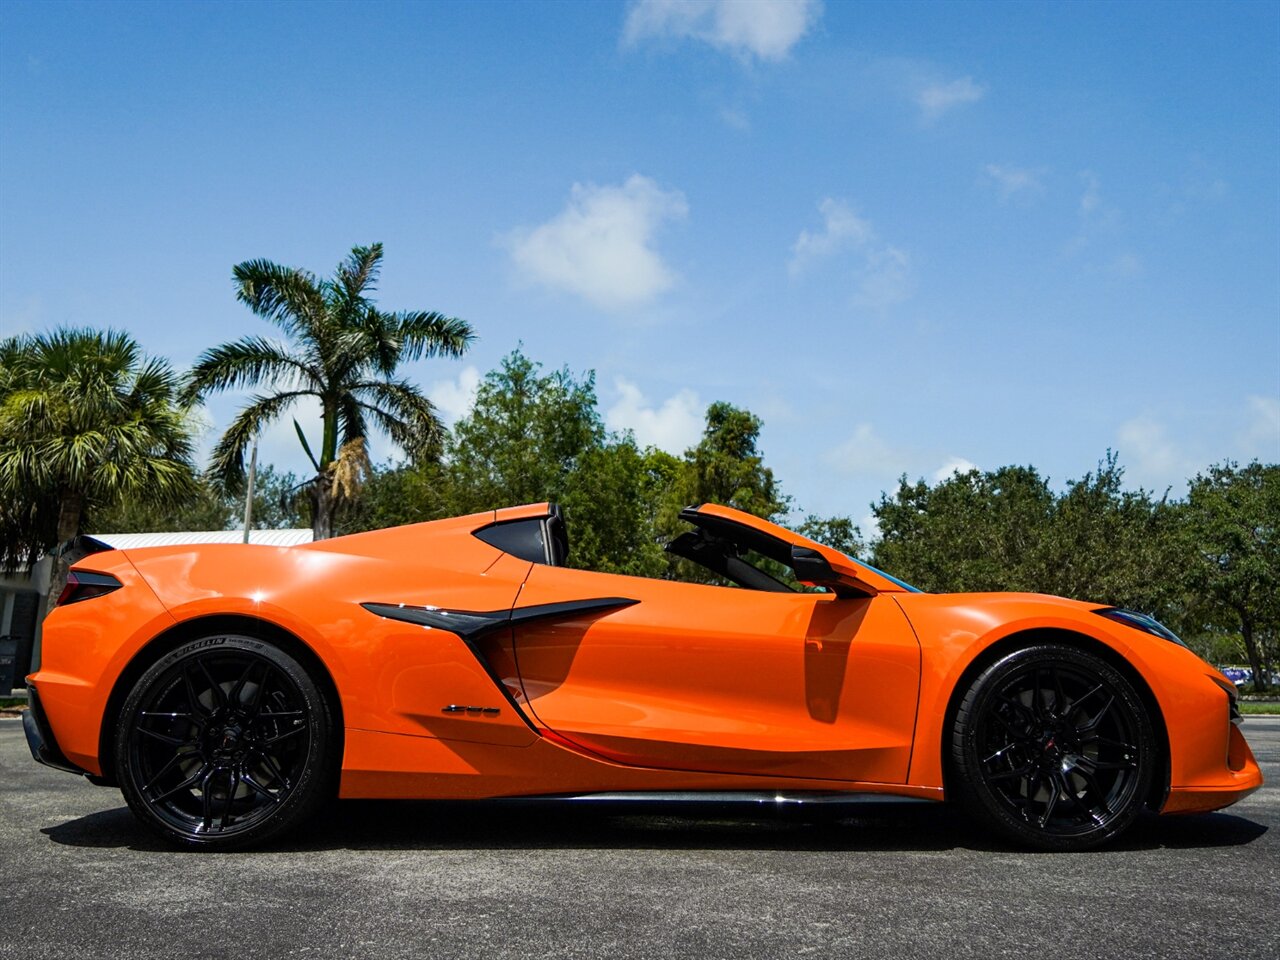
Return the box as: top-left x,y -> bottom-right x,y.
968,653 -> 1149,844
982,742 -> 1018,764
1033,670 -> 1050,719
126,644 -> 318,844
1078,694 -> 1115,733
199,767 -> 217,831
140,751 -> 197,794
221,768 -> 242,829
1080,734 -> 1137,754
995,693 -> 1035,727
149,763 -> 211,803
137,726 -> 197,747
987,763 -> 1034,783
183,668 -> 209,717
240,772 -> 281,803
198,659 -> 228,709
1050,668 -> 1069,718
1038,777 -> 1061,827
256,750 -> 292,791
229,660 -> 258,708
260,725 -> 306,747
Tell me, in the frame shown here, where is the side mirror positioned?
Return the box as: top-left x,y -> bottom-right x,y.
790,545 -> 873,599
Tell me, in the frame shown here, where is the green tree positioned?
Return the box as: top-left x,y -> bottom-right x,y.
446,350 -> 601,515
1037,454 -> 1180,616
338,460 -> 450,534
0,328 -> 198,609
677,401 -> 788,520
92,463 -> 309,534
871,465 -> 1054,592
185,242 -> 472,539
1181,461 -> 1280,690
796,514 -> 864,559
441,350 -> 673,575
561,440 -> 671,577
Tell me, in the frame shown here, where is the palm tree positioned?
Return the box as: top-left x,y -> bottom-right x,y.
0,328 -> 199,611
186,242 -> 473,539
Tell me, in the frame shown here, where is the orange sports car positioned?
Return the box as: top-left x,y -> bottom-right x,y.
24,502 -> 1262,851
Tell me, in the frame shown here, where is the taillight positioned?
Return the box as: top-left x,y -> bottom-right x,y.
56,570 -> 122,606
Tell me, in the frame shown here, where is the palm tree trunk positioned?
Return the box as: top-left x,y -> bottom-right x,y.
310,476 -> 335,541
45,491 -> 83,615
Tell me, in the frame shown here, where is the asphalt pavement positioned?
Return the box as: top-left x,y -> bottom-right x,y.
2,717 -> 1277,960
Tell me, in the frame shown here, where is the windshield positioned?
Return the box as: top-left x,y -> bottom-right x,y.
851,559 -> 922,593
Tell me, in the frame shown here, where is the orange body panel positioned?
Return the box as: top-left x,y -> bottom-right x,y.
511,566 -> 919,782
28,502 -> 1261,816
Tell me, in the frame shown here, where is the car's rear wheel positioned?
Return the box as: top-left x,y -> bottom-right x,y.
951,643 -> 1155,851
115,634 -> 336,850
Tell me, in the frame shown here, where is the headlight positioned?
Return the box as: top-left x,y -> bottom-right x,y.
1094,607 -> 1188,648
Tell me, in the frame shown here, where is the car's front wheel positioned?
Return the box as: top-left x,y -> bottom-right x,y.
115,634 -> 336,850
951,643 -> 1156,851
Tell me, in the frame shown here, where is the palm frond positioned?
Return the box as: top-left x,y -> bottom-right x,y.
391,311 -> 475,362
293,418 -> 321,472
351,378 -> 445,461
335,243 -> 383,304
232,260 -> 326,340
337,394 -> 368,448
183,337 -> 319,403
208,390 -> 316,492
332,307 -> 400,378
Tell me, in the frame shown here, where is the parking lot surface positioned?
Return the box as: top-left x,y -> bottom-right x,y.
2,717 -> 1277,960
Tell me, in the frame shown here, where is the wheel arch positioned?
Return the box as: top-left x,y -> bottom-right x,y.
939,627 -> 1171,810
96,613 -> 345,787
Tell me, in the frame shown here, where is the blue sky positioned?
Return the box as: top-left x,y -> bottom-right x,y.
2,0 -> 1277,531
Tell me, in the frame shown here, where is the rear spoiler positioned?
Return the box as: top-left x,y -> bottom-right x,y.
59,534 -> 115,567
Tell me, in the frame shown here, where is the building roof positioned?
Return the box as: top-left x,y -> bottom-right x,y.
92,529 -> 314,549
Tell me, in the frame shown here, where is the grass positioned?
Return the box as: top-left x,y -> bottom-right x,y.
1239,700 -> 1280,715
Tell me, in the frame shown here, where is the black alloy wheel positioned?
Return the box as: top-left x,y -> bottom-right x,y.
115,635 -> 336,850
951,643 -> 1156,851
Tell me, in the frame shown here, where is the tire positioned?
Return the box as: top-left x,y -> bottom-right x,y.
114,634 -> 337,850
950,643 -> 1155,851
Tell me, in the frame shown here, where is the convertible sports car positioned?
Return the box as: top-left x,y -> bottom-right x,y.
25,502 -> 1262,851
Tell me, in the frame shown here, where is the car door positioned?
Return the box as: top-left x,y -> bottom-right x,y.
509,564 -> 921,784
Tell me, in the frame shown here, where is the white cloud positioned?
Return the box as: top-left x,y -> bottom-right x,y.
623,0 -> 822,62
1080,170 -> 1102,216
428,365 -> 481,424
790,198 -> 911,310
1108,252 -> 1143,277
605,378 -> 703,453
983,164 -> 1044,202
503,175 -> 688,312
1117,415 -> 1180,490
1240,394 -> 1280,459
789,198 -> 875,275
859,512 -> 881,545
932,457 -> 978,483
855,244 -> 910,310
916,76 -> 986,122
824,423 -> 901,476
719,105 -> 751,131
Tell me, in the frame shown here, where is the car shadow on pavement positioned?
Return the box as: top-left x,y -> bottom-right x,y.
42,799 -> 1268,854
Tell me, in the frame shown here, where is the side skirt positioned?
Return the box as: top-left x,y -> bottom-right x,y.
498,790 -> 939,807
